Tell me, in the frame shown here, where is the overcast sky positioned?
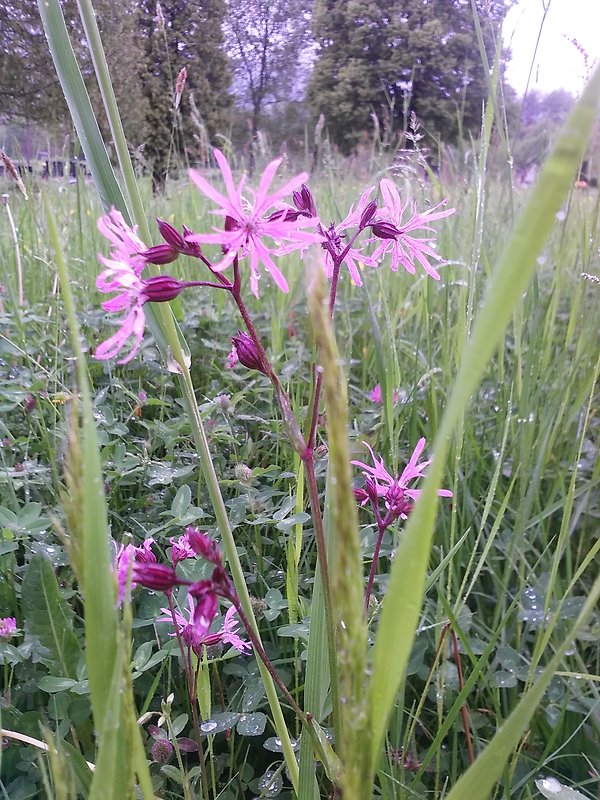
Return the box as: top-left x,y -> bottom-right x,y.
504,0 -> 600,96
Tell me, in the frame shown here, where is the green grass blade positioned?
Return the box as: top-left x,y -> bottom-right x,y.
89,634 -> 134,800
46,200 -> 118,729
37,0 -> 127,216
367,62 -> 600,775
298,463 -> 334,800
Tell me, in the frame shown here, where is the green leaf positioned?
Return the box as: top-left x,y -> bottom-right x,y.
170,485 -> 192,517
89,636 -> 134,800
37,677 -> 78,693
21,554 -> 82,679
367,61 -> 600,774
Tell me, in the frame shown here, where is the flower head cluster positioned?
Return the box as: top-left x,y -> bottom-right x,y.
188,149 -> 320,297
279,184 -> 378,286
114,528 -> 249,656
352,438 -> 452,522
159,598 -> 250,656
95,210 -> 192,363
0,617 -> 17,639
370,179 -> 455,280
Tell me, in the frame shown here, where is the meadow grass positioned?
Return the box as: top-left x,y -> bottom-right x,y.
0,148 -> 599,799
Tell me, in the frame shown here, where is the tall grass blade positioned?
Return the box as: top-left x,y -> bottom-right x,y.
367,62 -> 600,775
37,0 -> 127,216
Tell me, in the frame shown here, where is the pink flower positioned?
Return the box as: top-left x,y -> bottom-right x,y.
95,210 -> 190,364
370,384 -> 399,405
187,149 -> 320,297
115,538 -> 158,605
279,187 -> 379,286
0,617 -> 17,639
372,179 -> 455,280
159,599 -> 250,655
352,439 -> 452,519
169,533 -> 196,566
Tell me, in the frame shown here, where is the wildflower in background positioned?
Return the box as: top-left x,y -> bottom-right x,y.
369,384 -> 399,405
0,617 -> 17,639
115,537 -> 159,604
187,149 -> 320,296
151,736 -> 174,765
352,438 -> 452,521
160,598 -> 250,655
169,533 -> 197,566
281,186 -> 379,286
372,179 -> 455,280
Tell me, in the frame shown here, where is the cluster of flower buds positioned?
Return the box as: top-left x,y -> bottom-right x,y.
115,528 -> 245,650
141,219 -> 203,265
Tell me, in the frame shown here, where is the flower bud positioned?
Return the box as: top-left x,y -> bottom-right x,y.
292,184 -> 317,217
359,199 -> 378,228
371,221 -> 400,240
140,244 -> 179,265
230,331 -> 267,375
157,218 -> 186,250
141,275 -> 187,303
131,562 -> 179,592
185,527 -> 222,565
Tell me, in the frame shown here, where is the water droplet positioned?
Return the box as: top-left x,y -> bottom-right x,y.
200,720 -> 217,733
258,769 -> 283,797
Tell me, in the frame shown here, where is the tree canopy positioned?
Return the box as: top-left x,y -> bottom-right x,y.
308,0 -> 514,153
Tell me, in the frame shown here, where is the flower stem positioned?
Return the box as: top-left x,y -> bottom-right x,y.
166,593 -> 210,800
229,269 -> 341,744
364,508 -> 388,613
175,364 -> 300,790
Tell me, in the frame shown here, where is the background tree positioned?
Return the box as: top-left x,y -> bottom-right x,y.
0,0 -> 149,151
224,0 -> 313,152
137,0 -> 232,189
308,0 -> 515,154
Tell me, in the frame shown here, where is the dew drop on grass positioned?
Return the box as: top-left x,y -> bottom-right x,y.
258,769 -> 283,798
200,720 -> 217,733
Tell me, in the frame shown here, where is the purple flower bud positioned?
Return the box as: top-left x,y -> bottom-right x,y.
267,208 -> 302,223
23,394 -> 37,415
230,331 -> 266,375
151,737 -> 173,765
177,738 -> 199,753
140,244 -> 179,265
141,275 -> 187,303
292,184 -> 317,217
131,562 -> 180,592
157,218 -> 186,250
359,200 -> 378,228
185,528 -> 222,565
371,221 -> 401,240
